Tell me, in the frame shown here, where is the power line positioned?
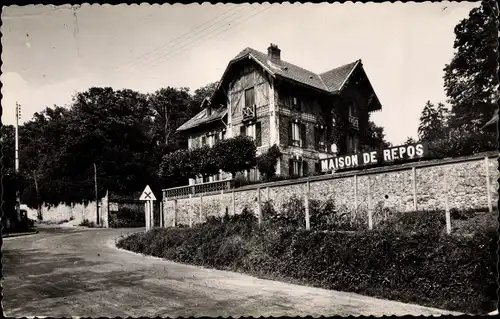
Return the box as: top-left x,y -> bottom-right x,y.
125,5 -> 273,80
111,5 -> 249,75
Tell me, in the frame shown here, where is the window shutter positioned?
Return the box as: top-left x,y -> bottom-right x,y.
240,125 -> 246,136
300,123 -> 307,148
288,159 -> 294,177
314,162 -> 321,174
255,122 -> 262,147
288,119 -> 293,146
314,127 -> 320,150
303,161 -> 309,176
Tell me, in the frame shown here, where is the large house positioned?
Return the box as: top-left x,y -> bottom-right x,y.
177,44 -> 382,185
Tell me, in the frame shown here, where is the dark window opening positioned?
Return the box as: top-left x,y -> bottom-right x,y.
245,87 -> 255,108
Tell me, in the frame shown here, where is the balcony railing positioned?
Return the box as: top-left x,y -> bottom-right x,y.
349,115 -> 359,130
163,179 -> 234,200
242,104 -> 256,121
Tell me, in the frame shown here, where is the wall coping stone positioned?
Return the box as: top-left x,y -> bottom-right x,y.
231,151 -> 499,194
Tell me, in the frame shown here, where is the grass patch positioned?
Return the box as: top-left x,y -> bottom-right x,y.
117,209 -> 498,315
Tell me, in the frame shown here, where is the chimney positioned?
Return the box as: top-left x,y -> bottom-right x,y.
267,43 -> 281,64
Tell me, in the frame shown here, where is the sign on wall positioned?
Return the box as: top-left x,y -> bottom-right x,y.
320,142 -> 429,172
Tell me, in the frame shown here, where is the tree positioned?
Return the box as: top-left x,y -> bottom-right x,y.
257,145 -> 282,180
417,101 -> 448,142
212,136 -> 257,177
192,81 -> 219,109
404,136 -> 418,144
147,87 -> 194,153
443,0 -> 498,140
365,120 -> 390,150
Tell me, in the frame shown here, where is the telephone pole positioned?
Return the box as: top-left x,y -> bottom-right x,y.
15,102 -> 21,222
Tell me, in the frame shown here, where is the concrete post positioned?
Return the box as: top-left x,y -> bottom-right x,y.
485,157 -> 493,213
444,168 -> 451,234
305,180 -> 311,230
367,176 -> 373,230
412,167 -> 417,211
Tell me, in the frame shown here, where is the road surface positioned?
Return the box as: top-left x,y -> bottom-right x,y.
2,226 -> 462,317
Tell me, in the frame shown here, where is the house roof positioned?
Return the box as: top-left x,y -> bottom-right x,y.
176,106 -> 227,132
179,46 -> 378,132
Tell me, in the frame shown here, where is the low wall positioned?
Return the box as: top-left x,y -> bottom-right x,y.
26,191 -> 109,227
162,152 -> 499,228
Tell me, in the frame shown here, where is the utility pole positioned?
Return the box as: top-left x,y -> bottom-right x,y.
33,170 -> 42,220
15,102 -> 21,222
94,163 -> 99,225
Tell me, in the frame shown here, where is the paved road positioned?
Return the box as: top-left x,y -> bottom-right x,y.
2,226 -> 462,317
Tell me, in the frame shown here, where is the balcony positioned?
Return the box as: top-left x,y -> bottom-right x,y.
242,104 -> 256,121
349,115 -> 359,130
163,179 -> 234,200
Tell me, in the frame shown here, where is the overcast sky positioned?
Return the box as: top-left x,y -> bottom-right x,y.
1,2 -> 479,144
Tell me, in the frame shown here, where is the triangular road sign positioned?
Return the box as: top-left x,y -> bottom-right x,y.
139,185 -> 157,201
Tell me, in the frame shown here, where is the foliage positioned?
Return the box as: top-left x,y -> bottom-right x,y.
109,206 -> 146,228
191,145 -> 219,178
158,149 -> 193,186
418,101 -> 449,142
117,215 -> 498,315
212,135 -> 257,177
364,119 -> 391,150
442,0 -> 498,150
191,81 -> 219,109
79,218 -> 97,228
404,136 -> 418,144
256,145 -> 282,181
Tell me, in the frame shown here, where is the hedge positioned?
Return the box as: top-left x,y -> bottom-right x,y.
117,210 -> 498,314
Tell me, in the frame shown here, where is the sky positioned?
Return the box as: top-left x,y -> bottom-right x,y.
1,2 -> 479,144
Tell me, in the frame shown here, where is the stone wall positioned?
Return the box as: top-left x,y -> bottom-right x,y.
26,191 -> 109,227
163,153 -> 499,228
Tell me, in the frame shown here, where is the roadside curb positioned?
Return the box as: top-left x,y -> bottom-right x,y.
3,230 -> 39,239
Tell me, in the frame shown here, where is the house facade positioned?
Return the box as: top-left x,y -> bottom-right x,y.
176,44 -> 382,185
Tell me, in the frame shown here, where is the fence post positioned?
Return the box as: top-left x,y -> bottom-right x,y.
257,187 -> 262,225
367,176 -> 373,230
444,168 -> 451,234
353,174 -> 358,222
485,156 -> 493,213
412,167 -> 417,211
305,179 -> 311,230
144,202 -> 149,230
188,194 -> 193,228
267,186 -> 270,201
173,199 -> 178,227
232,190 -> 236,215
159,201 -> 163,228
199,195 -> 203,224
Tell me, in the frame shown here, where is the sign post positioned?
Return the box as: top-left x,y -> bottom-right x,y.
140,185 -> 157,231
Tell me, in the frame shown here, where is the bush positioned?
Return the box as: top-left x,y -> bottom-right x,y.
256,145 -> 282,181
79,218 -> 97,228
378,210 -> 447,235
109,206 -> 145,228
118,215 -> 497,315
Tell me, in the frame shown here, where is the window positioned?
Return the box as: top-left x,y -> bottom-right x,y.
240,122 -> 262,146
292,122 -> 300,146
348,101 -> 357,117
214,132 -> 220,145
245,87 -> 255,108
221,130 -> 226,140
291,96 -> 301,111
347,134 -> 359,153
201,136 -> 207,146
289,159 -> 301,176
315,127 -> 328,152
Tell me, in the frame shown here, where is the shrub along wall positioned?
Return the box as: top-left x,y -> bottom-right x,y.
163,152 -> 498,229
117,210 -> 498,315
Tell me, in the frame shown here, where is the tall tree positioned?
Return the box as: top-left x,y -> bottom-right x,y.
443,0 -> 499,134
418,101 -> 449,142
148,87 -> 194,151
192,81 -> 219,109
364,120 -> 390,150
